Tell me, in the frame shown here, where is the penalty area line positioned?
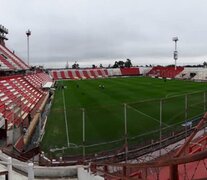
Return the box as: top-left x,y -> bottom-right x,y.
127,105 -> 169,127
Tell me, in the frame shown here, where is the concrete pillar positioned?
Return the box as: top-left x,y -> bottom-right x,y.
7,157 -> 12,180
28,163 -> 34,180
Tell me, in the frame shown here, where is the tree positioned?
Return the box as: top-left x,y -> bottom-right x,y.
203,61 -> 207,68
117,61 -> 125,68
72,62 -> 79,69
112,61 -> 119,68
72,63 -> 76,69
125,59 -> 132,68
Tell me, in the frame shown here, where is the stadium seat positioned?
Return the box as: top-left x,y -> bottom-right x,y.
0,55 -> 15,70
78,70 -> 86,79
67,70 -> 75,79
51,71 -> 58,80
147,66 -> 184,78
50,68 -> 141,80
75,70 -> 84,79
60,71 -> 66,79
120,67 -> 140,76
71,70 -> 79,79
82,70 -> 91,79
0,75 -> 46,127
89,70 -> 97,78
0,44 -> 29,70
86,69 -> 94,78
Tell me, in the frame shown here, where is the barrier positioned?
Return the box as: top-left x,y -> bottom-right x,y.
41,90 -> 207,161
0,151 -> 77,178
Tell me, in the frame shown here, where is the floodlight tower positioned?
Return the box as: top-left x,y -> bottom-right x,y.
0,25 -> 8,46
172,37 -> 178,70
26,29 -> 31,66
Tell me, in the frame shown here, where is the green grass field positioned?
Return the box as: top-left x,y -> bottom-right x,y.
41,77 -> 207,157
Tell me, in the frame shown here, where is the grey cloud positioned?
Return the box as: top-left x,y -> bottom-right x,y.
2,0 -> 207,68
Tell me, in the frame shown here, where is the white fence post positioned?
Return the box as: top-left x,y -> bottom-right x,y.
124,103 -> 128,162
28,162 -> 34,180
7,157 -> 12,180
204,91 -> 206,112
159,99 -> 163,157
82,108 -> 86,161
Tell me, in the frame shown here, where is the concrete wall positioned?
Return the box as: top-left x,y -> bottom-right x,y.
107,68 -> 122,76
7,126 -> 21,145
7,129 -> 13,144
139,67 -> 151,75
0,151 -> 77,178
34,165 -> 77,177
78,167 -> 104,180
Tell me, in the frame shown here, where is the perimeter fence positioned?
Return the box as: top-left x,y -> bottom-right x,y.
42,90 -> 207,161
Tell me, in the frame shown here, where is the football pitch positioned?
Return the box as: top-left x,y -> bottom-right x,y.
41,77 -> 207,157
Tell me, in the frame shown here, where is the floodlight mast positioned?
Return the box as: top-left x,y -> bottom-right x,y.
172,37 -> 178,70
0,25 -> 8,46
26,29 -> 31,66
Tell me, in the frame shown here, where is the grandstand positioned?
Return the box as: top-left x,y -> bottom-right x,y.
51,67 -> 143,80
0,25 -> 53,159
0,44 -> 29,70
2,25 -> 207,179
51,68 -> 109,80
147,66 -> 184,79
50,66 -> 188,80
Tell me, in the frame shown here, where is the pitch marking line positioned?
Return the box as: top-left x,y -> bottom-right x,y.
62,86 -> 70,147
127,105 -> 169,127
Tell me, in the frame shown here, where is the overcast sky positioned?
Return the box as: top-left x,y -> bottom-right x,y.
1,0 -> 207,68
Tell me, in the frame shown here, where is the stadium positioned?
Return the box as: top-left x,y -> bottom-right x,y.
0,22 -> 207,180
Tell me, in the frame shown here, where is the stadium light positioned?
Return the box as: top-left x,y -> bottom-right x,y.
172,37 -> 178,70
26,29 -> 31,66
0,25 -> 8,46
